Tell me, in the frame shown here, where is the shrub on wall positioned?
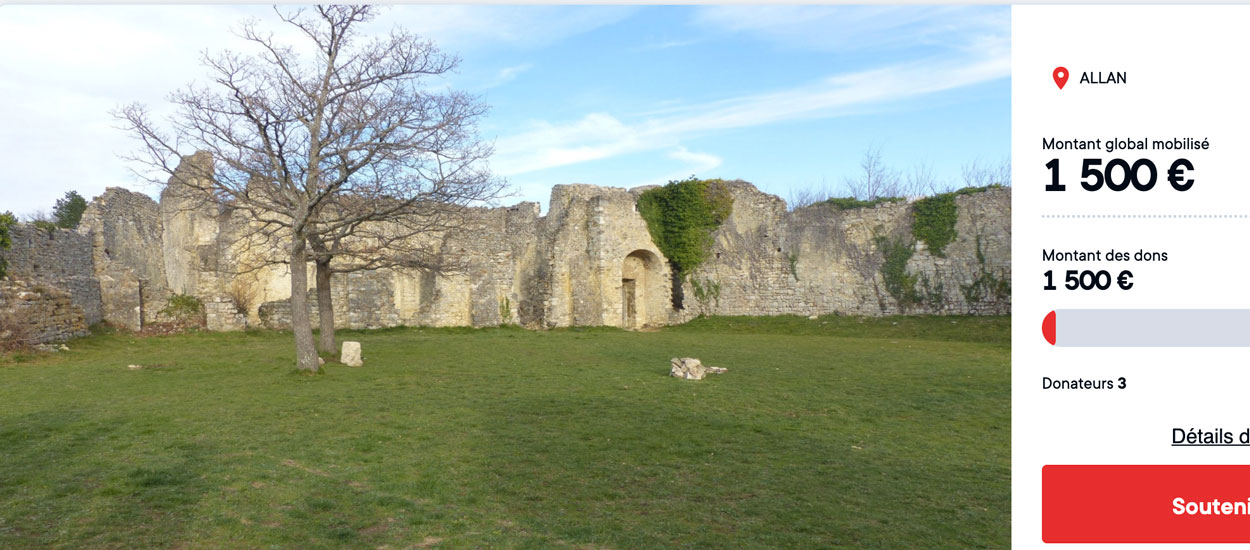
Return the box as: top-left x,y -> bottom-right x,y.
160,294 -> 204,327
53,191 -> 88,229
822,196 -> 905,210
637,177 -> 733,308
0,211 -> 15,279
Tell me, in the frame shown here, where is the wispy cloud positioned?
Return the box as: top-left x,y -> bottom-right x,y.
492,54 -> 1008,176
693,5 -> 1008,55
642,147 -> 724,186
388,6 -> 638,53
633,38 -> 700,52
482,63 -> 533,89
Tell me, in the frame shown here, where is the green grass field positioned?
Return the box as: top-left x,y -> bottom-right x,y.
0,315 -> 1009,549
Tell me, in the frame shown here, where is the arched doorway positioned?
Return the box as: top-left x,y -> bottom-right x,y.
621,249 -> 661,329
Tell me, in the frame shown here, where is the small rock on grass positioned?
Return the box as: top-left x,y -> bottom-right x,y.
341,341 -> 363,367
670,357 -> 727,380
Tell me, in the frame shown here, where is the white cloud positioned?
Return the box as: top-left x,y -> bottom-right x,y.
634,38 -> 700,52
384,6 -> 636,54
668,147 -> 722,171
483,63 -> 534,89
491,54 -> 1009,177
693,5 -> 1009,55
0,5 -> 635,215
642,147 -> 724,187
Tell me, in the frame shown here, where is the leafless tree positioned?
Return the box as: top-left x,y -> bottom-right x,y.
21,210 -> 52,224
305,193 -> 488,354
117,6 -> 503,372
903,161 -> 956,197
787,178 -> 834,210
961,157 -> 1012,188
843,147 -> 903,200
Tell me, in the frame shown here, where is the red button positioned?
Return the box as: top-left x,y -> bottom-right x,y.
1044,465 -> 1250,543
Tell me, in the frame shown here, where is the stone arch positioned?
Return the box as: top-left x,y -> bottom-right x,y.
621,249 -> 665,329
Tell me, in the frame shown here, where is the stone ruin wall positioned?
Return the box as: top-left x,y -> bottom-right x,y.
0,226 -> 102,325
680,182 -> 1011,319
0,171 -> 1011,344
0,227 -> 98,345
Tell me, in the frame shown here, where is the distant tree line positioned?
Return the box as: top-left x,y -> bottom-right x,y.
22,190 -> 88,231
787,147 -> 1011,210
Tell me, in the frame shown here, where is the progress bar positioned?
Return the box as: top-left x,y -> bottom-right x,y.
1043,309 -> 1250,347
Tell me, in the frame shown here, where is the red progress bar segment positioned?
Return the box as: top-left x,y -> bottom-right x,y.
1042,310 -> 1056,345
1042,309 -> 1250,347
1044,465 -> 1250,543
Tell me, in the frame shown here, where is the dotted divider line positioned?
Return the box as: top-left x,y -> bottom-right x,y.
1041,214 -> 1250,218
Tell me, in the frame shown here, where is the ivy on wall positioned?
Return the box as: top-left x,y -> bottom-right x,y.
911,184 -> 1003,257
872,184 -> 1005,310
0,212 -> 15,279
910,194 -> 958,257
960,236 -> 1011,309
637,177 -> 734,309
874,234 -> 919,308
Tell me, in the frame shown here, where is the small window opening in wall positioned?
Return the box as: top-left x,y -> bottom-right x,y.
633,203 -> 638,212
777,247 -> 782,253
716,253 -> 721,259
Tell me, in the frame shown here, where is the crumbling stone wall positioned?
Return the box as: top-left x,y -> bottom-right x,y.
77,187 -> 171,330
4,168 -> 1011,342
0,279 -> 89,345
679,184 -> 1011,319
0,226 -> 102,325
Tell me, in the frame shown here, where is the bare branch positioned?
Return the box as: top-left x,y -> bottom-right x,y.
114,5 -> 507,371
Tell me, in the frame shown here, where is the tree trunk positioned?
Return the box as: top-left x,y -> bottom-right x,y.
315,258 -> 335,354
290,243 -> 320,373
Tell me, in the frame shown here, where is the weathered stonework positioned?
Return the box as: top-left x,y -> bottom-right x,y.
0,279 -> 89,345
680,183 -> 1011,320
76,187 -> 170,330
1,160 -> 1010,344
204,297 -> 247,331
1,226 -> 102,325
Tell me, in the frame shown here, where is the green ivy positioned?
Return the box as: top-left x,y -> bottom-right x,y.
911,194 -> 958,257
916,273 -> 947,312
911,184 -> 1004,257
690,277 -> 722,314
951,183 -> 1006,197
498,296 -> 512,324
0,211 -> 14,279
822,196 -> 905,210
636,177 -> 734,278
874,234 -> 919,308
960,235 -> 1011,307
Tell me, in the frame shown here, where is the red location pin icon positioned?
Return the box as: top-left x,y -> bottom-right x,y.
1053,67 -> 1069,89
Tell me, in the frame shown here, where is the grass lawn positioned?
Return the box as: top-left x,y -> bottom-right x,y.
0,315 -> 1009,549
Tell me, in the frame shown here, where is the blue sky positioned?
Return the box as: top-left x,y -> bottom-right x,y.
0,5 -> 1009,215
